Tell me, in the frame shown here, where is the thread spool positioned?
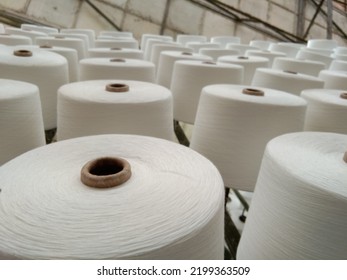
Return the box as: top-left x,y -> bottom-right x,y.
245,49 -> 286,67
171,60 -> 243,124
100,31 -> 133,38
329,60 -> 347,72
307,39 -> 338,50
16,44 -> 79,83
0,134 -> 224,259
176,35 -> 207,46
301,89 -> 347,134
237,132 -> 347,259
150,43 -> 192,70
190,84 -> 307,191
57,80 -> 175,141
226,43 -> 260,56
185,42 -> 221,53
269,43 -> 300,58
94,38 -> 139,49
21,24 -> 59,34
272,57 -> 326,76
198,48 -> 239,61
210,36 -> 240,48
0,48 -> 68,130
296,49 -> 333,68
251,68 -> 324,95
79,58 -> 155,82
319,70 -> 347,90
140,34 -> 172,52
217,55 -> 269,85
156,50 -> 212,88
144,37 -> 173,60
60,28 -> 96,48
88,47 -> 144,59
0,79 -> 45,165
35,36 -> 87,60
249,40 -> 272,50
0,33 -> 32,46
5,27 -> 48,42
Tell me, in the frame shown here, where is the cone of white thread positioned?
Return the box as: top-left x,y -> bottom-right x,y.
0,134 -> 224,260
237,131 -> 347,259
190,85 -> 307,191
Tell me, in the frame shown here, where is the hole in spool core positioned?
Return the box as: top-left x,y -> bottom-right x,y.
13,49 -> 32,57
105,83 -> 129,92
284,70 -> 298,74
344,152 -> 347,163
110,58 -> 126,62
181,52 -> 193,56
242,88 -> 265,96
340,93 -> 347,99
110,47 -> 122,50
81,157 -> 131,188
238,56 -> 249,59
202,61 -> 216,65
55,35 -> 65,39
40,44 -> 53,48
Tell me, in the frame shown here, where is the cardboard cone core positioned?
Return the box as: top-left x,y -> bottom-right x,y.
242,88 -> 265,96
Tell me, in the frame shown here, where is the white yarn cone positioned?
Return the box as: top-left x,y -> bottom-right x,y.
0,79 -> 45,165
252,68 -> 324,95
190,85 -> 307,191
198,48 -> 239,61
57,80 -> 175,141
171,60 -> 243,124
272,57 -> 326,76
319,70 -> 347,90
237,131 -> 347,259
245,50 -> 286,67
79,58 -> 155,82
87,47 -> 144,59
17,44 -> 79,82
0,47 -> 68,130
0,134 -> 225,260
301,89 -> 347,133
0,33 -> 32,46
217,55 -> 269,85
36,36 -> 87,60
94,38 -> 139,49
156,51 -> 212,88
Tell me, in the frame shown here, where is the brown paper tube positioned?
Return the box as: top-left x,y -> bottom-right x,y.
284,70 -> 298,74
110,58 -> 126,62
105,83 -> 129,92
340,93 -> 347,99
81,157 -> 131,188
13,50 -> 32,57
242,88 -> 265,96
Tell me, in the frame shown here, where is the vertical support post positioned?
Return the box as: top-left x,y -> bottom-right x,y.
160,0 -> 172,35
326,0 -> 333,39
296,0 -> 306,38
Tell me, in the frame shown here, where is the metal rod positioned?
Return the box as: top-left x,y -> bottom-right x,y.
296,0 -> 306,37
326,0 -> 333,39
232,188 -> 249,211
84,0 -> 121,31
160,0 -> 172,35
303,0 -> 325,39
